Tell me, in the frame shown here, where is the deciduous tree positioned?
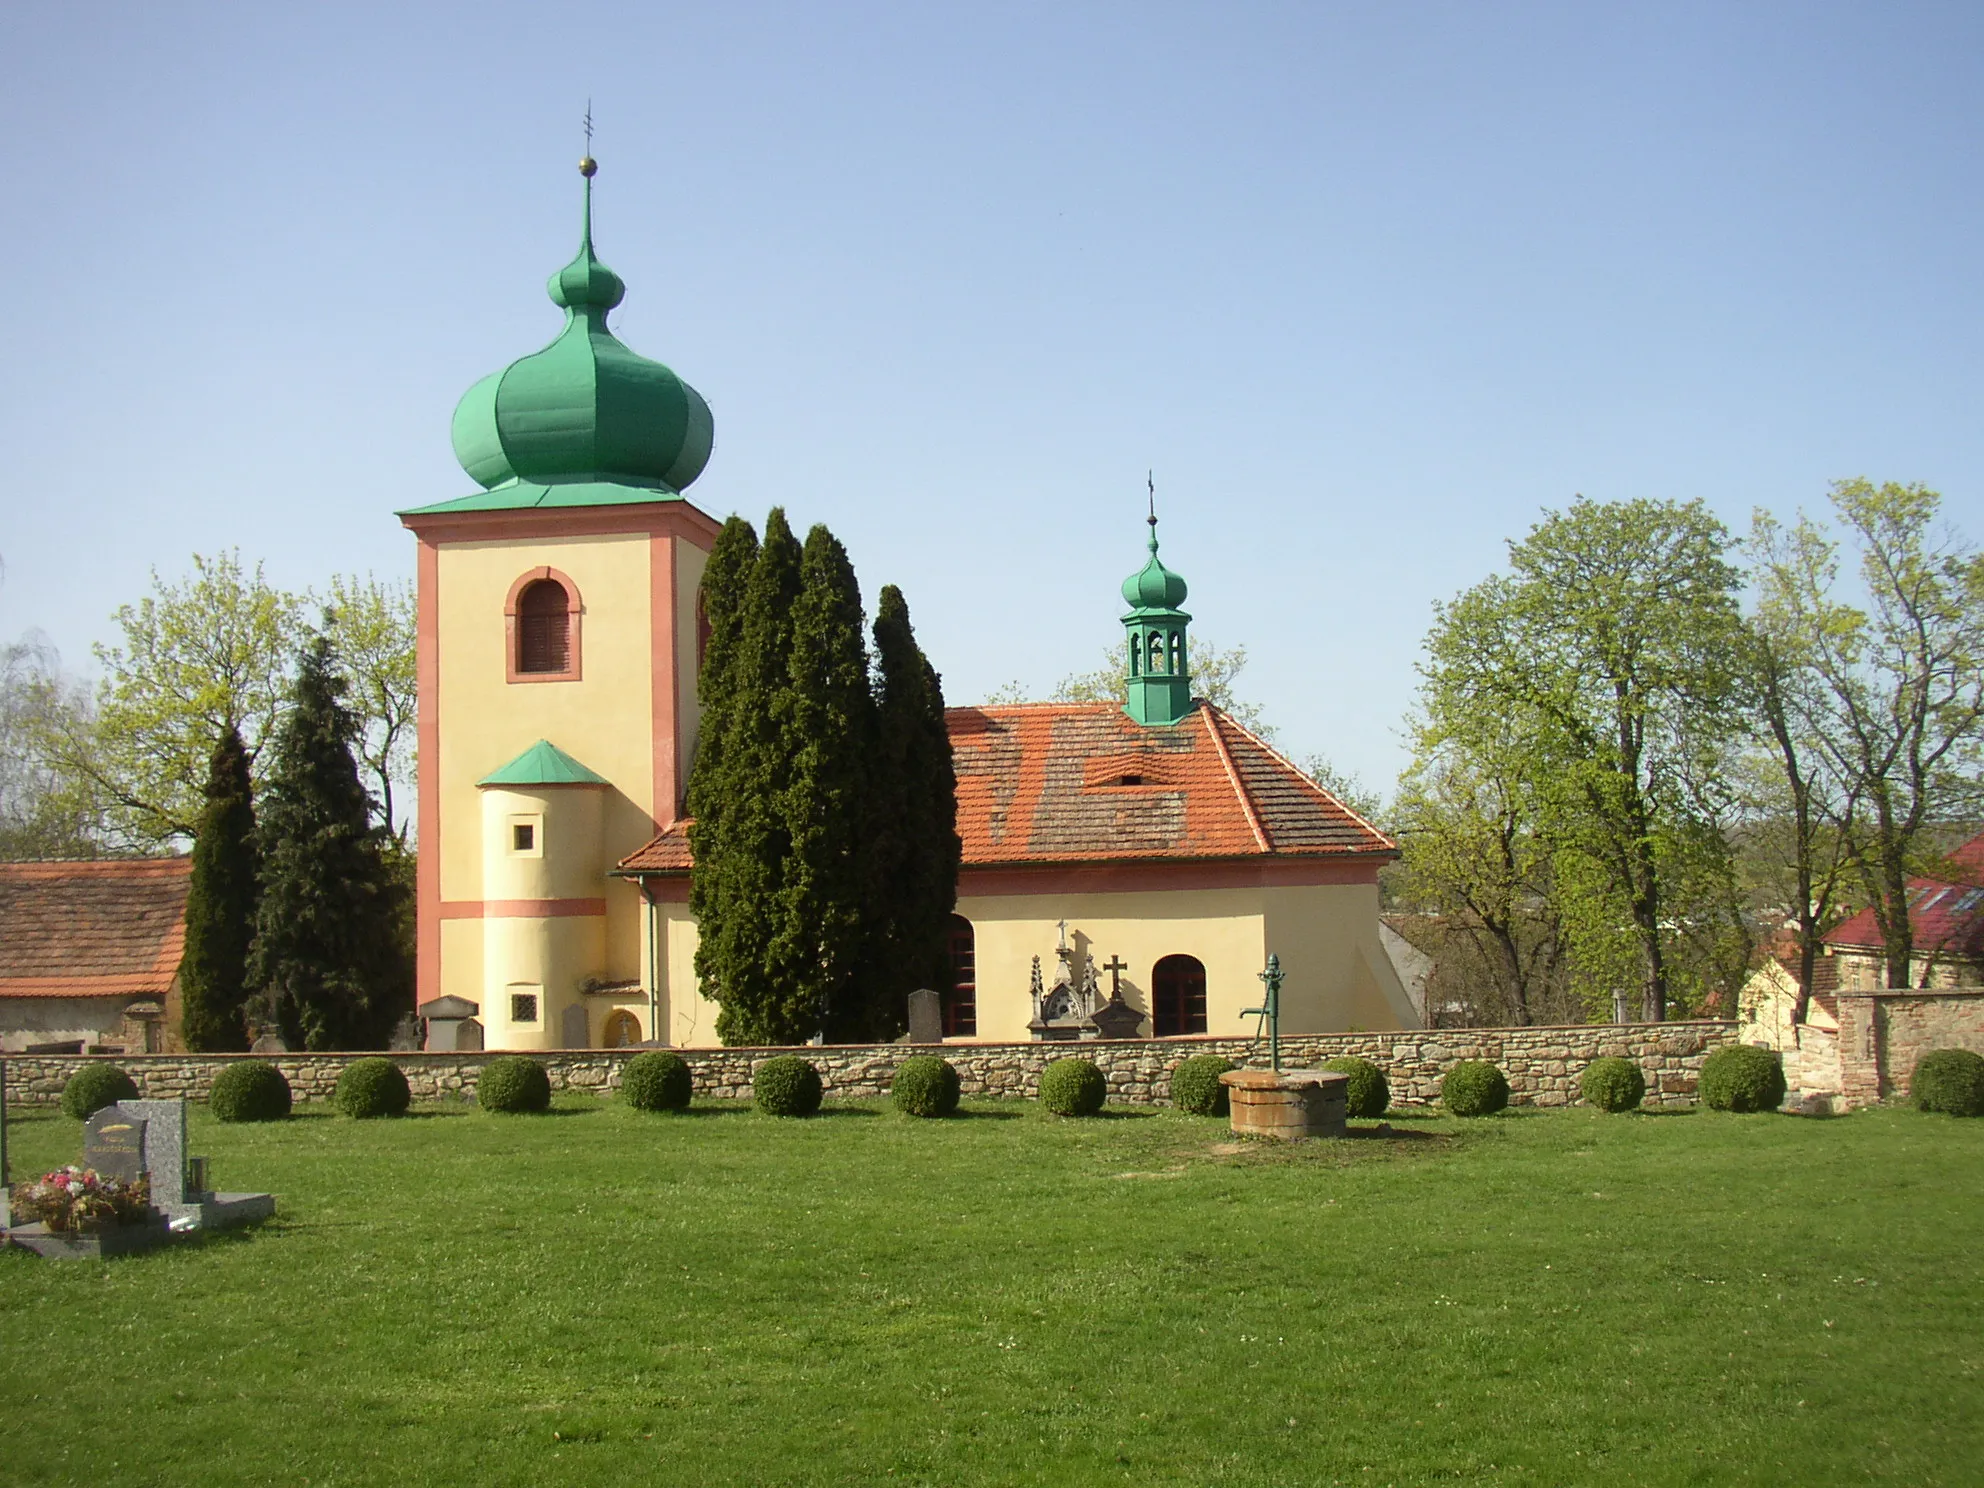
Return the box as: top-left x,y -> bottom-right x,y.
1750,481 -> 1984,986
1418,498 -> 1749,1020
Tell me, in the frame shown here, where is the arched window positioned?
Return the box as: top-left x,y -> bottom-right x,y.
1128,636 -> 1141,677
944,915 -> 977,1037
506,567 -> 582,683
1167,632 -> 1183,676
601,1009 -> 643,1048
1147,632 -> 1165,674
1151,954 -> 1207,1036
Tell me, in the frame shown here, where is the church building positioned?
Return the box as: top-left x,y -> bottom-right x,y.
401,161 -> 1416,1053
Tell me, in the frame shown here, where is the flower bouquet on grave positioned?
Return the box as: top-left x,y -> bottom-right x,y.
8,1166 -> 153,1234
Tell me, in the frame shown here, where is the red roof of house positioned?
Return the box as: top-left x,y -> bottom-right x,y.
618,701 -> 1394,875
0,858 -> 192,999
1823,830 -> 1984,961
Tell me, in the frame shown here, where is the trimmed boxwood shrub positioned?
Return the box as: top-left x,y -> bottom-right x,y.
1322,1056 -> 1390,1118
1913,1048 -> 1984,1116
1698,1044 -> 1787,1113
622,1051 -> 693,1113
892,1056 -> 961,1118
1039,1057 -> 1107,1117
1442,1060 -> 1509,1117
335,1057 -> 411,1119
477,1055 -> 552,1114
210,1060 -> 292,1123
60,1063 -> 139,1120
754,1056 -> 823,1117
1170,1054 -> 1236,1115
1580,1057 -> 1646,1113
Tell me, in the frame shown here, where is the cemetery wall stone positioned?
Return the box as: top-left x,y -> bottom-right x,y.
1,1020 -> 1741,1109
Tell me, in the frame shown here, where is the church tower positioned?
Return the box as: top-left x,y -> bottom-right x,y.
398,156 -> 721,1050
1120,508 -> 1193,726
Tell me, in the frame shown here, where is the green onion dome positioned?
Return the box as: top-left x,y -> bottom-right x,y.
1121,515 -> 1189,611
451,164 -> 713,494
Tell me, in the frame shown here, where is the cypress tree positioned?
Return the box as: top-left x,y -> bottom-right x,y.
777,525 -> 878,1044
694,510 -> 803,1045
247,631 -> 411,1050
178,725 -> 259,1052
865,584 -> 961,1038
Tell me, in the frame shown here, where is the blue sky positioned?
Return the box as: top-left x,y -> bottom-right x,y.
2,1 -> 1979,795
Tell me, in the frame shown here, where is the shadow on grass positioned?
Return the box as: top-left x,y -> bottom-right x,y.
1345,1125 -> 1440,1143
950,1107 -> 1027,1121
399,1108 -> 473,1120
812,1106 -> 881,1119
1631,1106 -> 1701,1117
1092,1108 -> 1159,1121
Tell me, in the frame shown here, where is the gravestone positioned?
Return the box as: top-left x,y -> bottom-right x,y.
102,1100 -> 274,1232
83,1109 -> 148,1184
561,1004 -> 588,1049
905,989 -> 943,1044
421,995 -> 482,1052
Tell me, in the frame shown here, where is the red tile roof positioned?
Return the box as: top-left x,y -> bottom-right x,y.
618,702 -> 1394,874
0,858 -> 192,999
1823,830 -> 1984,962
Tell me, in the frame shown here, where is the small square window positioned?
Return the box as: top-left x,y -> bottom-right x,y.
510,992 -> 540,1024
513,823 -> 535,853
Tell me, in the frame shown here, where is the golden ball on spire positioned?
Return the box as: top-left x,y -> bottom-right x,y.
579,156 -> 598,178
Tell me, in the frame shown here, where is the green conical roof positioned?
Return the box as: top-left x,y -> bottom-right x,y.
477,740 -> 610,788
1121,513 -> 1189,612
445,162 -> 713,500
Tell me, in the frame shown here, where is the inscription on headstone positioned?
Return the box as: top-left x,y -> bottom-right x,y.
906,988 -> 943,1044
83,1110 -> 148,1184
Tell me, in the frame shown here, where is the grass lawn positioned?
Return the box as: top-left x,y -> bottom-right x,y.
1,1093 -> 1979,1487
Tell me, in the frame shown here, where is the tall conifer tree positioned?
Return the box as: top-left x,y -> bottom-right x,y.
864,584 -> 961,1037
779,526 -> 878,1044
693,510 -> 804,1045
247,631 -> 411,1049
178,725 -> 259,1052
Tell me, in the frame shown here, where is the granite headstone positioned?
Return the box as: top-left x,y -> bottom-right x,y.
83,1108 -> 148,1184
905,988 -> 943,1044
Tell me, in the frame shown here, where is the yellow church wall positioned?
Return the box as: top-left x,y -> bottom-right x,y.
623,879 -> 1412,1047
433,533 -> 658,909
479,915 -> 609,1051
438,919 -> 485,1009
953,888 -> 1270,1042
1259,883 -> 1417,1032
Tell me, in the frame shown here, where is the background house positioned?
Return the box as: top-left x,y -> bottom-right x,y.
0,858 -> 190,1053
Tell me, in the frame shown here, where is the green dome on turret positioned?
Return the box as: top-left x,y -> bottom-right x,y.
449,162 -> 713,496
1121,519 -> 1189,611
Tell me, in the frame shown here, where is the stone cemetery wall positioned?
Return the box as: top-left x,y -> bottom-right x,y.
1,1020 -> 1735,1110
1829,988 -> 1984,1108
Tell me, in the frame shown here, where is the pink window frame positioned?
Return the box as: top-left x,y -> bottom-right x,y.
505,566 -> 584,684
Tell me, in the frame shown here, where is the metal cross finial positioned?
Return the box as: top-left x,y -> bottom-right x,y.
579,101 -> 599,178
1147,470 -> 1156,526
1101,954 -> 1129,999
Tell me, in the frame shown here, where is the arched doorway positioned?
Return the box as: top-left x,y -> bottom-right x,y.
944,915 -> 977,1037
1151,954 -> 1207,1036
601,1009 -> 643,1048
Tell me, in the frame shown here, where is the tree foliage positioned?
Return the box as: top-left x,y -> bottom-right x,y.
775,525 -> 876,1044
247,631 -> 411,1050
865,584 -> 962,1038
320,574 -> 417,840
178,725 -> 259,1052
688,512 -> 959,1046
1749,481 -> 1984,987
16,554 -> 412,851
0,633 -> 103,858
1411,498 -> 1750,1021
